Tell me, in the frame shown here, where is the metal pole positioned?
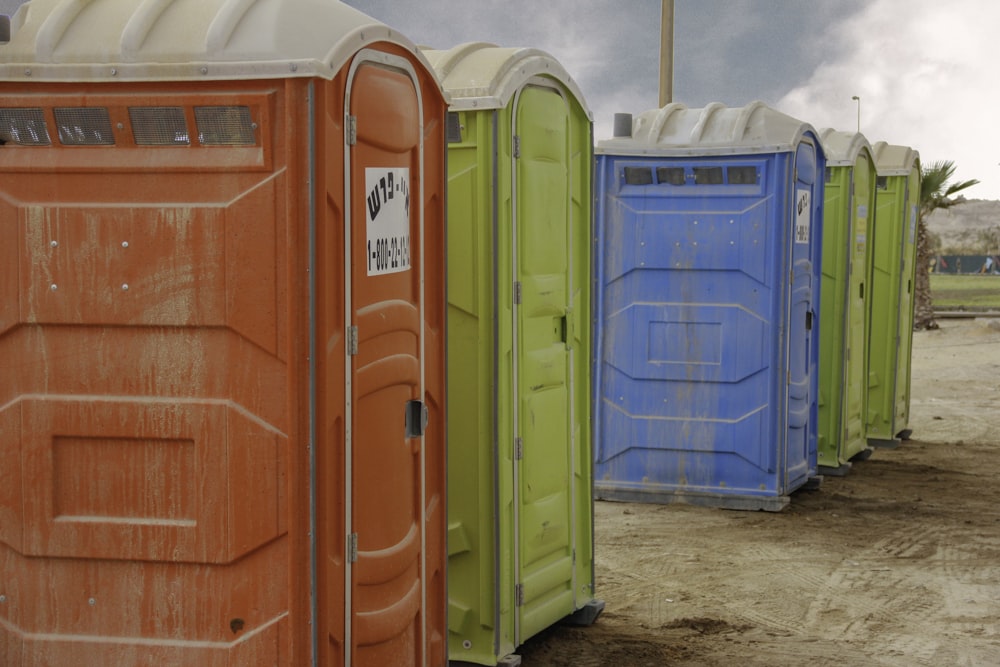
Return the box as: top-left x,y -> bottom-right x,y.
659,0 -> 674,107
852,95 -> 861,133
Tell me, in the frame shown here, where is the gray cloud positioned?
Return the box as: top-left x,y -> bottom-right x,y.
779,0 -> 999,199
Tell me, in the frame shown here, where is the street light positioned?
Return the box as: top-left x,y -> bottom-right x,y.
851,95 -> 861,133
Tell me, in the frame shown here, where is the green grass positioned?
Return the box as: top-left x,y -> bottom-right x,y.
931,274 -> 1000,309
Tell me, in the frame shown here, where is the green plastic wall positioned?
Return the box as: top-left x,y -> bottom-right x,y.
818,150 -> 876,472
444,82 -> 594,665
866,156 -> 920,445
894,165 -> 922,434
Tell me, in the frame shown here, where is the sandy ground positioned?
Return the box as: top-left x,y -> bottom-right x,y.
517,317 -> 1000,666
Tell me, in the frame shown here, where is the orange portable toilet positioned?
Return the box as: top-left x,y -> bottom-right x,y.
0,1 -> 447,665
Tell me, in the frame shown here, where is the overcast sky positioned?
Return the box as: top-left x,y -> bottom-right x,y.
2,0 -> 997,199
341,0 -> 999,201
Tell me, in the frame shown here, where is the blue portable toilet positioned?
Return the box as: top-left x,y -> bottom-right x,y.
593,102 -> 825,511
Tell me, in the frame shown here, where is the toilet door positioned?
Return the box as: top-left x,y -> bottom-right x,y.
345,52 -> 427,667
511,83 -> 578,644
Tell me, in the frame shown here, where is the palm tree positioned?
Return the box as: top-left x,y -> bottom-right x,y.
914,160 -> 980,329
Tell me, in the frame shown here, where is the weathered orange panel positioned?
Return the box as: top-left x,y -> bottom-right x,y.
0,2 -> 447,665
313,47 -> 448,667
0,81 -> 305,666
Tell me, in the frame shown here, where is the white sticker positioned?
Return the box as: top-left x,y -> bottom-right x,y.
909,204 -> 917,244
794,189 -> 811,244
365,167 -> 411,276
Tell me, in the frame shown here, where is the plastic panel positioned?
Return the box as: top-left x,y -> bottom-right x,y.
0,81 -> 296,666
441,68 -> 596,663
0,43 -> 449,667
866,144 -> 920,444
593,136 -> 823,510
816,132 -> 876,472
0,0 -> 437,85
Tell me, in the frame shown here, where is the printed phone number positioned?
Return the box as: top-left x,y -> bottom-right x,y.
368,234 -> 411,274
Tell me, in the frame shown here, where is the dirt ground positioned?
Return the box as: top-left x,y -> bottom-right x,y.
518,317 -> 1000,666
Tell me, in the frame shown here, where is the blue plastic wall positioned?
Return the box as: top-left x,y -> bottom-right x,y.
593,144 -> 824,510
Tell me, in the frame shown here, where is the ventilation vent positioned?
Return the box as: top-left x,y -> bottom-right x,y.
727,166 -> 757,184
446,111 -> 462,143
0,108 -> 51,146
55,108 -> 115,145
129,107 -> 189,145
195,106 -> 256,145
693,166 -> 724,185
656,167 -> 686,186
624,166 -> 653,186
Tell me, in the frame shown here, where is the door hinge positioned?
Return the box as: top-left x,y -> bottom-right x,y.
347,115 -> 357,146
515,583 -> 525,607
514,437 -> 523,460
347,325 -> 358,355
513,281 -> 522,305
348,533 -> 358,563
513,135 -> 521,159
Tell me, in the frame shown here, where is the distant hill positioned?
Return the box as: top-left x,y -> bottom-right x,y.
925,199 -> 1000,254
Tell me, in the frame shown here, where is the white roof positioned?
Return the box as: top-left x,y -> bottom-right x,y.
596,101 -> 819,156
871,141 -> 920,176
420,41 -> 590,116
819,128 -> 874,168
0,0 -> 433,82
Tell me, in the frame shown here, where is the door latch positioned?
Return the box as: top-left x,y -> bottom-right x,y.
405,400 -> 429,438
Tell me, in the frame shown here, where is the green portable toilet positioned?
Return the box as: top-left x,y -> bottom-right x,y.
421,43 -> 602,665
867,142 -> 920,447
817,129 -> 877,474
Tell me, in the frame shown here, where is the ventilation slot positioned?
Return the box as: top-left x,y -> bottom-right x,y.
129,107 -> 190,145
728,166 -> 758,184
0,108 -> 51,146
55,108 -> 115,145
624,167 -> 653,186
656,167 -> 686,186
195,106 -> 256,145
693,166 -> 724,185
446,111 -> 462,143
